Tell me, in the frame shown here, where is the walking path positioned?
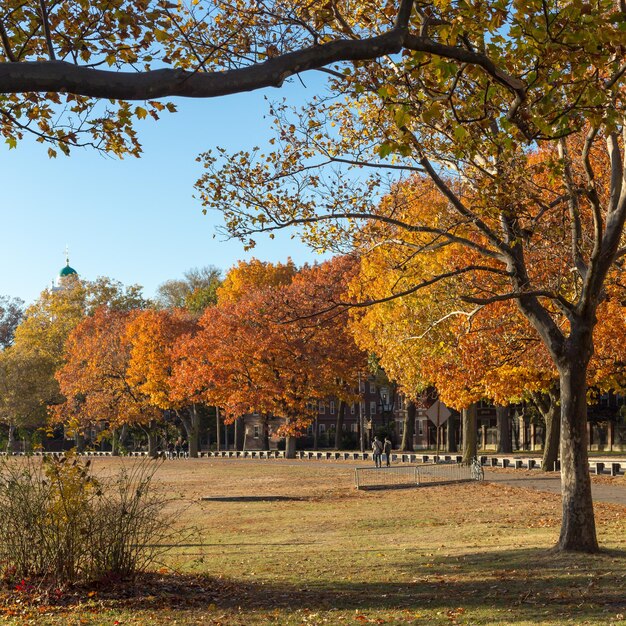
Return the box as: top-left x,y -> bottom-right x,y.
195,455 -> 626,507
484,468 -> 626,507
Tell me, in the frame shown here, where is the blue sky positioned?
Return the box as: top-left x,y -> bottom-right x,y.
1,79 -> 328,305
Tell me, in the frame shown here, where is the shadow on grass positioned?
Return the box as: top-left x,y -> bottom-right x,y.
201,496 -> 306,502
39,546 -> 624,623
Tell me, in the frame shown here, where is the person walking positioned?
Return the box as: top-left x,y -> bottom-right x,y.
372,436 -> 383,468
383,437 -> 392,466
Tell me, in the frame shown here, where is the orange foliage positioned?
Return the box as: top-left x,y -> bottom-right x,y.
53,308 -> 158,429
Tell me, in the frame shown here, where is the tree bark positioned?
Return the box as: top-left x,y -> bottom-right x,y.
75,432 -> 86,453
235,416 -> 245,451
532,387 -> 560,472
496,405 -> 512,453
446,411 -> 457,453
216,407 -> 221,452
147,419 -> 158,458
334,400 -> 346,450
284,435 -> 296,458
557,359 -> 598,552
7,423 -> 15,452
313,417 -> 318,450
262,414 -> 270,450
399,401 -> 416,452
461,403 -> 477,464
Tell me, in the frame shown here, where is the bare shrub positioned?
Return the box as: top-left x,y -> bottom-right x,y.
0,455 -> 175,585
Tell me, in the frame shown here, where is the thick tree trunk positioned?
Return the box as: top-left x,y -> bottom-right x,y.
284,435 -> 296,458
446,412 -> 457,453
557,360 -> 598,552
461,403 -> 477,464
496,405 -> 512,453
399,401 -> 416,452
334,400 -> 346,450
147,420 -> 158,458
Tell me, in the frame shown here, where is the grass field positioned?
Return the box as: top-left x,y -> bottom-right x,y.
2,458 -> 625,625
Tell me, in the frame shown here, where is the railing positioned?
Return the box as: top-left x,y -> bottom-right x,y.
354,461 -> 484,490
354,465 -> 419,490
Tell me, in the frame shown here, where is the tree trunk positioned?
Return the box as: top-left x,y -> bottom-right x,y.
235,416 -> 245,451
147,419 -> 158,458
111,428 -> 119,456
7,423 -> 15,452
532,387 -> 560,471
216,407 -> 221,452
313,417 -> 318,450
285,435 -> 296,458
557,360 -> 598,552
178,407 -> 200,458
262,414 -> 270,450
75,432 -> 86,453
188,405 -> 200,458
446,412 -> 457,452
496,405 -> 512,453
461,403 -> 477,464
334,400 -> 346,450
399,401 -> 416,452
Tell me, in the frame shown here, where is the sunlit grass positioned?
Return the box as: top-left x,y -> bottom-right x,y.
1,458 -> 625,625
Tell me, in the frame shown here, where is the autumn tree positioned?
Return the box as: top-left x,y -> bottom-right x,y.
125,308 -> 201,455
155,266 -> 222,314
54,307 -> 160,454
173,257 -> 366,457
0,296 -> 23,349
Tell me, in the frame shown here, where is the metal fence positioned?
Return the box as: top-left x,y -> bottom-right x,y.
354,461 -> 483,490
354,465 -> 420,490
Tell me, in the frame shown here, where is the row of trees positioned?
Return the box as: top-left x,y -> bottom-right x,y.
0,258 -> 369,457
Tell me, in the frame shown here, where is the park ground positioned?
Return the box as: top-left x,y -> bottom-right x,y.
1,458 -> 625,626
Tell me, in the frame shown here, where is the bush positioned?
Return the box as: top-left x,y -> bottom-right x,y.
0,455 -> 174,585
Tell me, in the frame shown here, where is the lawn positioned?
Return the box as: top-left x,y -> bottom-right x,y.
2,458 -> 625,625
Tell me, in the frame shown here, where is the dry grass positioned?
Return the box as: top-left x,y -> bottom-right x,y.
1,457 -> 625,625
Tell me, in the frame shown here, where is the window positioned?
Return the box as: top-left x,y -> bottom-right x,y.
369,382 -> 376,394
370,401 -> 377,416
351,423 -> 358,433
330,400 -> 335,415
398,421 -> 404,435
418,420 -> 423,436
253,425 -> 260,439
307,425 -> 313,435
319,401 -> 325,414
351,403 -> 355,414
319,423 -> 326,434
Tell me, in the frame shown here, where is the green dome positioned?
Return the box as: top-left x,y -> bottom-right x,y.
59,264 -> 77,277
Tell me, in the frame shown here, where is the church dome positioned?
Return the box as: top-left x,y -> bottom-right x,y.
59,264 -> 78,278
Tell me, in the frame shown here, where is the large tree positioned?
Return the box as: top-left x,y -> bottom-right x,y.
53,307 -> 160,453
173,257 -> 366,457
125,308 -> 201,455
155,266 -> 222,314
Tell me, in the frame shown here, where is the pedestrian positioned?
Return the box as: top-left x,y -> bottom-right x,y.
384,437 -> 392,466
372,436 -> 383,468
